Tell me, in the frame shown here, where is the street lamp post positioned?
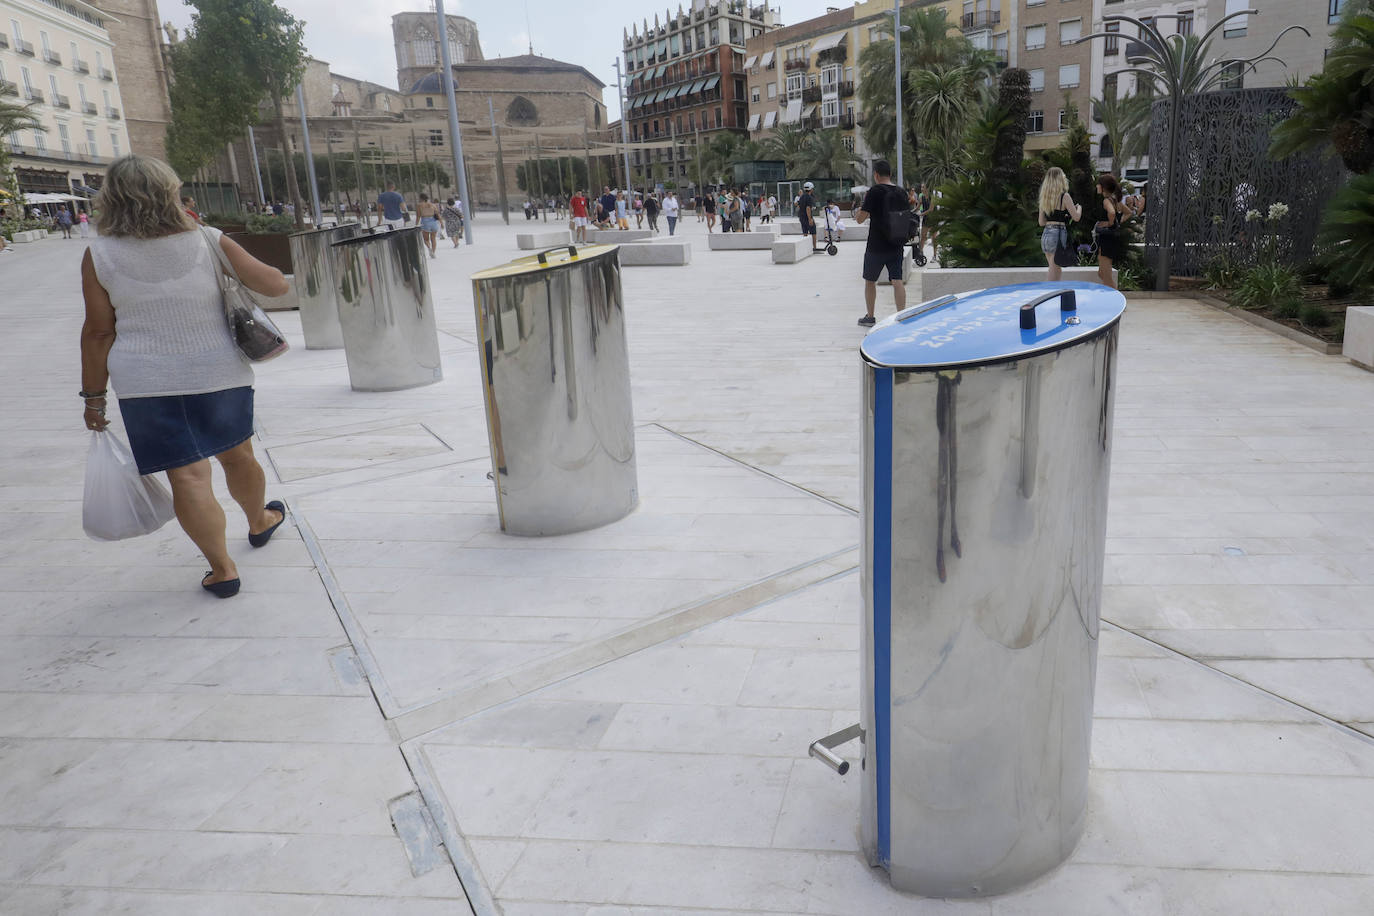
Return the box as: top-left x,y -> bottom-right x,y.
436,0 -> 474,243
892,0 -> 903,189
612,59 -> 633,194
295,83 -> 323,226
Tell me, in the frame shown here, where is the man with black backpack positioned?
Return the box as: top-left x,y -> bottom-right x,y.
851,159 -> 911,327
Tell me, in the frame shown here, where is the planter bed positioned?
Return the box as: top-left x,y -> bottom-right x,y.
1191,293 -> 1345,355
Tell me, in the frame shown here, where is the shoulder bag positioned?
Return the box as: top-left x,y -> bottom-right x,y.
200,227 -> 290,363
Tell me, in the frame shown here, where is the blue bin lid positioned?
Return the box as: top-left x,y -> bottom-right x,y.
860,281 -> 1127,370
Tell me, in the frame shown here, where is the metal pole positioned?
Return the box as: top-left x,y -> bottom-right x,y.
613,59 -> 633,193
582,120 -> 593,196
436,0 -> 473,244
325,128 -> 341,223
295,83 -> 323,225
694,124 -> 703,191
352,120 -> 368,228
264,146 -> 277,208
247,126 -> 265,206
1156,89 -> 1180,292
409,129 -> 420,200
893,0 -> 904,188
490,98 -> 510,223
534,132 -> 547,222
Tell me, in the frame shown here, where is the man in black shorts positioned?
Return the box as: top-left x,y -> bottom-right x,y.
797,181 -> 818,251
852,159 -> 908,327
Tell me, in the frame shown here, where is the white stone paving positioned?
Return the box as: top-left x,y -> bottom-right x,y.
0,212 -> 1372,914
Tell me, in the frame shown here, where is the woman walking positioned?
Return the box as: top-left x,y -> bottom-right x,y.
1093,173 -> 1125,290
644,192 -> 660,233
615,191 -> 630,230
703,192 -> 717,231
79,155 -> 290,598
1037,167 -> 1082,282
416,194 -> 441,258
441,197 -> 464,247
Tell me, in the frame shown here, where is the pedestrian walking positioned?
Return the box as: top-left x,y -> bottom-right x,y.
442,198 -> 464,246
1037,168 -> 1081,281
416,194 -> 440,258
615,191 -> 630,229
377,183 -> 406,231
634,193 -> 644,228
663,191 -> 680,236
570,189 -> 590,243
78,155 -> 291,599
56,205 -> 74,239
797,181 -> 819,252
1093,173 -> 1126,290
851,160 -> 908,326
728,189 -> 744,233
645,192 -> 660,232
703,192 -> 717,231
77,209 -> 91,238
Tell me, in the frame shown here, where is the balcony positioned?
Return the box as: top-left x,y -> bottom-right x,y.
73,58 -> 89,74
839,112 -> 855,130
0,34 -> 8,49
839,80 -> 854,98
82,101 -> 97,114
16,39 -> 35,56
784,58 -> 809,71
802,85 -> 821,103
106,106 -> 120,119
25,89 -> 44,103
0,80 -> 16,97
99,67 -> 113,81
7,142 -> 109,165
43,49 -> 62,65
54,93 -> 70,109
992,48 -> 1009,68
960,10 -> 1000,31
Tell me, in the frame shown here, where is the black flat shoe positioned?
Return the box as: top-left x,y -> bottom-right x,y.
202,572 -> 241,598
249,501 -> 287,548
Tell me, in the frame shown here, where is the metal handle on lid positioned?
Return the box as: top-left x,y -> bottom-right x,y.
535,245 -> 578,265
895,295 -> 958,323
1018,289 -> 1077,330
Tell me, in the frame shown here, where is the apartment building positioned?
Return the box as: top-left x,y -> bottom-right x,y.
2,0 -> 131,195
620,0 -> 779,188
1017,0 -> 1094,153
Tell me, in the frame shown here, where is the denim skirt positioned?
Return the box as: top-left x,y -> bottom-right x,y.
1040,224 -> 1067,254
118,386 -> 254,475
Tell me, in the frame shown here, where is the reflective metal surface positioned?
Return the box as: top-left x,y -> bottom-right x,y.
331,227 -> 443,391
291,223 -> 360,349
471,245 -> 638,536
860,292 -> 1122,897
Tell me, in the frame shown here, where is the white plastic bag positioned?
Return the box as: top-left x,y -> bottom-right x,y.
82,430 -> 176,541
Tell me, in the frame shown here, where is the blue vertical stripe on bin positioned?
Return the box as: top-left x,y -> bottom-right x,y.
873,367 -> 893,866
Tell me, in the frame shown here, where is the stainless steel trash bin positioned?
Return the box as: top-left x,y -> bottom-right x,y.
470,244 -> 638,536
291,222 -> 360,349
858,281 -> 1125,897
330,227 -> 443,391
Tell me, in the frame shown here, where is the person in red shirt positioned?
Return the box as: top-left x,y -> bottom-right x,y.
569,190 -> 590,243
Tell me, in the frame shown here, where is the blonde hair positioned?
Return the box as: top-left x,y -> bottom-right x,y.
1038,167 -> 1069,217
95,155 -> 195,239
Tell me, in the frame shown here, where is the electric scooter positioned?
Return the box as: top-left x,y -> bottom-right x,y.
821,208 -> 840,256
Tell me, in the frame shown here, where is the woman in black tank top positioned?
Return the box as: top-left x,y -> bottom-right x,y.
1037,167 -> 1083,281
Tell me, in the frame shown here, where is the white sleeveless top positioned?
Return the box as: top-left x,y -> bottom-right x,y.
89,226 -> 253,399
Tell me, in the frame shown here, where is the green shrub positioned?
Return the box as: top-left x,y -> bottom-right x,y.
1316,173 -> 1374,290
203,212 -> 247,229
245,212 -> 295,234
1299,302 -> 1334,327
1202,252 -> 1246,289
1117,265 -> 1144,291
1232,263 -> 1304,315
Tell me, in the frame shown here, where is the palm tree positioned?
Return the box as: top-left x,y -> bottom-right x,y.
910,63 -> 991,158
856,7 -> 967,162
798,129 -> 863,181
698,132 -> 758,187
758,123 -> 811,174
1270,7 -> 1374,174
1092,91 -> 1151,175
0,100 -> 44,139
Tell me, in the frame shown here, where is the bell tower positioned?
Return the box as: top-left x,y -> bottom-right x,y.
90,0 -> 174,161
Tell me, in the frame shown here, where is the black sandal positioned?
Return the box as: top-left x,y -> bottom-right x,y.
249,501 -> 287,548
202,572 -> 241,598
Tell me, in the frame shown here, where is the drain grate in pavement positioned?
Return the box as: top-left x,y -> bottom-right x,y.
389,791 -> 448,877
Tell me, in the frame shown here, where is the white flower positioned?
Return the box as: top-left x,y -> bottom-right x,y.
1244,209 -> 1262,223
1267,202 -> 1289,221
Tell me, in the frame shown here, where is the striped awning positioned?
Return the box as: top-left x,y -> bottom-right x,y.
762,110 -> 778,129
747,113 -> 760,130
781,99 -> 802,124
812,32 -> 846,53
743,54 -> 758,69
702,75 -> 720,91
688,79 -> 704,94
759,50 -> 775,67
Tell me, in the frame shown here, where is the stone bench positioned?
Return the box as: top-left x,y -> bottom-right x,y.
617,240 -> 691,266
913,266 -> 1116,300
779,220 -> 868,241
707,232 -> 776,251
587,228 -> 653,243
1344,306 -> 1374,371
771,236 -> 812,264
516,229 -> 571,249
10,230 -> 48,243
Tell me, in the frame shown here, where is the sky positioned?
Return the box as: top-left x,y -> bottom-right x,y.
158,0 -> 856,121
